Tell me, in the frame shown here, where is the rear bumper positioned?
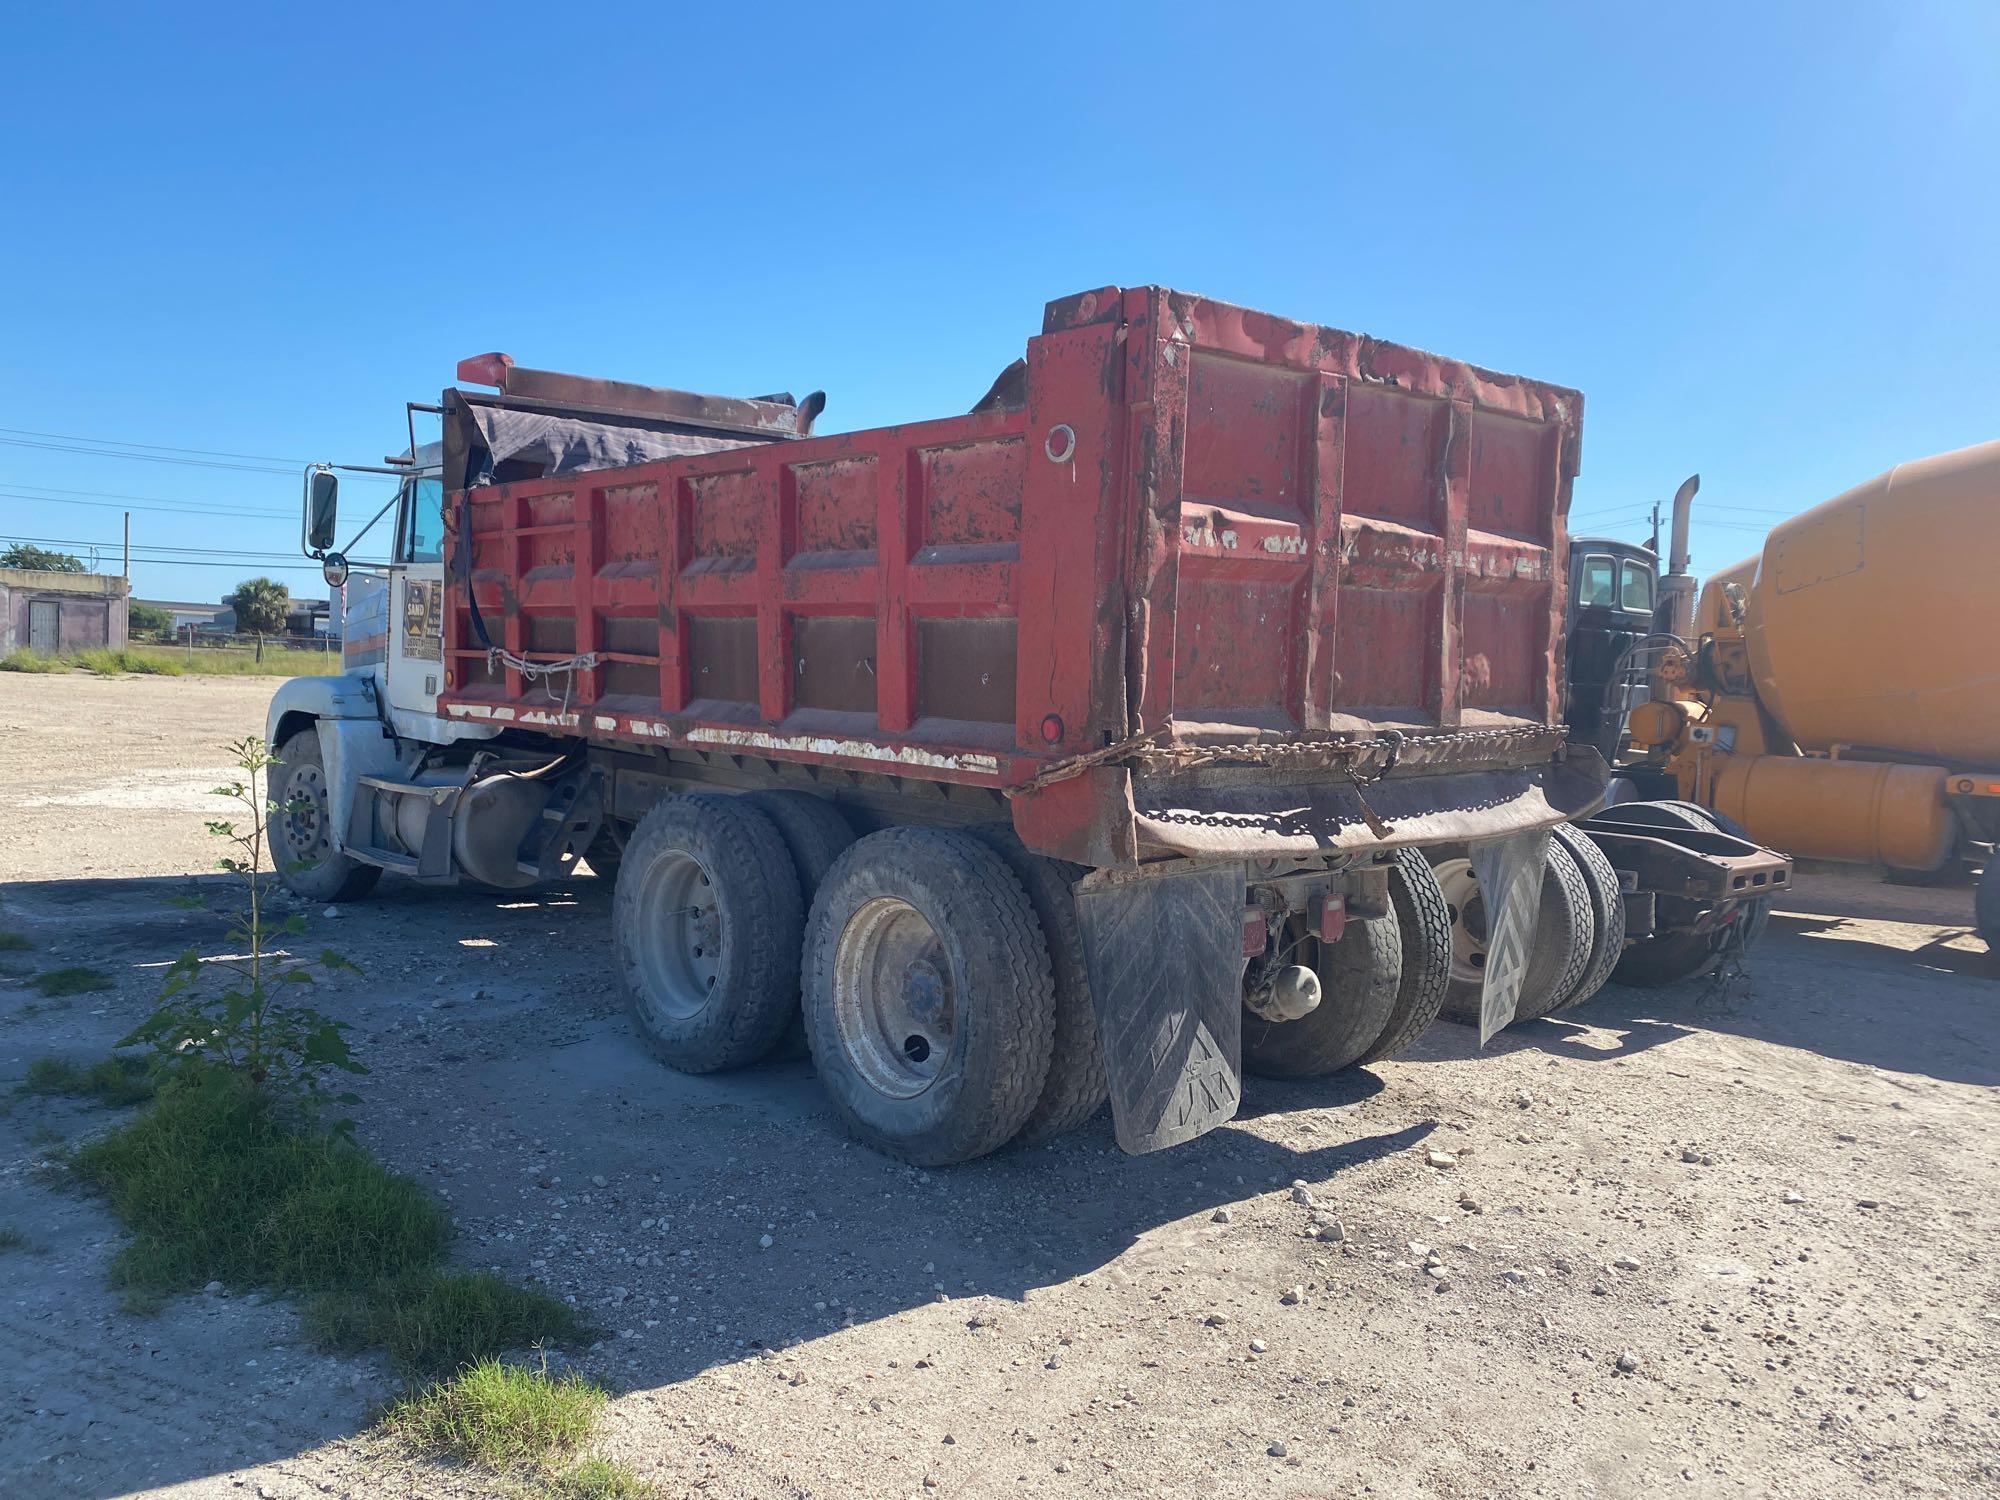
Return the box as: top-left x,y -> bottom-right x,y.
1011,737 -> 1608,866
1130,743 -> 1608,860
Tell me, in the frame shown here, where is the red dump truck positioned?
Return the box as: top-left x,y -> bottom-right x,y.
270,285 -> 1775,1164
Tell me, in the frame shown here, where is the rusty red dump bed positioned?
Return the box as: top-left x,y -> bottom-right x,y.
441,286 -> 1599,866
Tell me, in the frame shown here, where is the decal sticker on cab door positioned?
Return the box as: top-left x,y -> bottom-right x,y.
401,578 -> 443,658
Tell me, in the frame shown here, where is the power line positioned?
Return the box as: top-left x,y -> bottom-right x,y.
0,436 -> 305,475
0,532 -> 383,568
0,434 -> 396,479
0,478 -> 299,513
122,558 -> 336,577
0,424 -> 316,465
0,491 -> 299,521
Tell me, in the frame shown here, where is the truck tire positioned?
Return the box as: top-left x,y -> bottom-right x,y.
616,794 -> 805,1073
1510,838 -> 1596,1022
269,729 -> 382,904
1976,860 -> 2000,948
1604,801 -> 1732,987
743,790 -> 858,1058
1242,911 -> 1402,1079
740,790 -> 856,894
1357,850 -> 1452,1065
968,827 -> 1107,1145
1437,838 -> 1592,1026
1547,823 -> 1626,1015
802,828 -> 1054,1165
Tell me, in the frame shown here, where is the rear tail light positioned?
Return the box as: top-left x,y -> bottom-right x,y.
1242,908 -> 1268,957
1312,893 -> 1348,944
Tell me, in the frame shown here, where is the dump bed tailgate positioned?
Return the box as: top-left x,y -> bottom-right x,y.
1064,286 -> 1579,740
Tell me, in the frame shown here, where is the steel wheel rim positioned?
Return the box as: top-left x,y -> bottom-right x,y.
1433,858 -> 1488,987
281,764 -> 331,864
632,850 -> 721,1020
832,896 -> 955,1100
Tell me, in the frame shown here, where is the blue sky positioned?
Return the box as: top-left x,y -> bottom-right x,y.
1,3 -> 1993,605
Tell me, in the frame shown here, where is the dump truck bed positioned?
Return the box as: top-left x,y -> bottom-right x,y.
440,285 -> 1598,866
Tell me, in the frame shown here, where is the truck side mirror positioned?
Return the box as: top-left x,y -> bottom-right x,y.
305,468 -> 340,554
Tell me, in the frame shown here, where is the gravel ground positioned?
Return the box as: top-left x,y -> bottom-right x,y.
1,672 -> 1995,1499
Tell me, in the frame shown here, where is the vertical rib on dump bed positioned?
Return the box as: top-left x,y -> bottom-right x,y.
439,286 -> 1586,862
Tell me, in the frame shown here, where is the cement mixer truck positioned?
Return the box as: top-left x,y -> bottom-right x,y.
1615,440 -> 2000,944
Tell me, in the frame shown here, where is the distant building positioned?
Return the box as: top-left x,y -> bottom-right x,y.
131,593 -> 333,641
135,598 -> 231,633
1,568 -> 130,654
286,599 -> 332,637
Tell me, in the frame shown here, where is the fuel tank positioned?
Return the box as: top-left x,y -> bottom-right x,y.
1696,440 -> 2000,765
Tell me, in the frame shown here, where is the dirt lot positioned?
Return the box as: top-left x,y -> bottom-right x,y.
1,673 -> 1995,1499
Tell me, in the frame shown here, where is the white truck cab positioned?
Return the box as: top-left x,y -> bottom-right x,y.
264,356 -> 823,902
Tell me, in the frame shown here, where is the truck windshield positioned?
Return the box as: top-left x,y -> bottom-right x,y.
404,475 -> 446,563
1619,559 -> 1654,613
1577,555 -> 1616,607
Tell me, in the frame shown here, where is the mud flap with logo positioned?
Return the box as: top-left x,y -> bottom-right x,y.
1073,862 -> 1244,1155
1468,828 -> 1552,1045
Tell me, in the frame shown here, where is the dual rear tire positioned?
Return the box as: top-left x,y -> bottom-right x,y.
614,797 -> 1088,1164
1435,834 -> 1596,1029
1238,850 -> 1452,1079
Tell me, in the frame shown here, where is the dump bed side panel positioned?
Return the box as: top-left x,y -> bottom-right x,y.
1062,287 -> 1580,743
439,354 -> 1132,789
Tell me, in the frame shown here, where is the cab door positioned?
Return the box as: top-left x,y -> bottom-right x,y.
386,474 -> 448,716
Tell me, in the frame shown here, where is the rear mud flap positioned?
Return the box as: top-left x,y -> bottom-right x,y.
1468,828 -> 1551,1044
1073,862 -> 1244,1155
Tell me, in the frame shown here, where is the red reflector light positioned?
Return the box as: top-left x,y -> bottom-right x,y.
1039,713 -> 1065,744
455,352 -> 514,388
1315,893 -> 1348,944
1242,908 -> 1267,957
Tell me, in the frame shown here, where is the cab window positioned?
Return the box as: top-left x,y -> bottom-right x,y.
1577,555 -> 1616,608
400,476 -> 446,564
1619,559 -> 1655,613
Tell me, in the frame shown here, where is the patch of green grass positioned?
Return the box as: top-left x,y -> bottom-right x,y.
0,1227 -> 27,1254
73,646 -> 184,677
31,966 -> 113,997
21,1054 -> 157,1108
0,649 -> 68,674
308,1268 -> 589,1380
545,1457 -> 661,1498
385,1358 -> 605,1471
0,932 -> 31,954
69,1070 -> 451,1298
1,644 -> 339,678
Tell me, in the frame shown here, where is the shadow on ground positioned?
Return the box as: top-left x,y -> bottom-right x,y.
1399,876 -> 2000,1088
0,871 -> 1435,1496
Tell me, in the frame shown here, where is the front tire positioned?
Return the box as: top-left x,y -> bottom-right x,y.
803,829 -> 1054,1165
270,729 -> 381,903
